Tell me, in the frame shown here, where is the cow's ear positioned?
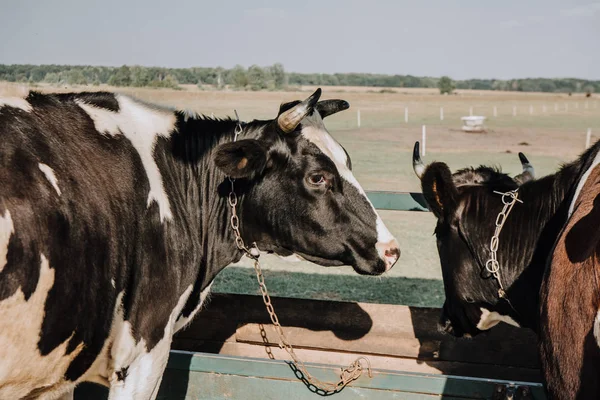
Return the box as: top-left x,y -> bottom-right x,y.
213,139 -> 268,179
421,162 -> 458,219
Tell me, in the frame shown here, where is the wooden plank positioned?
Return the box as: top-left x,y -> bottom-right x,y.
74,351 -> 545,400
173,293 -> 540,374
366,191 -> 429,212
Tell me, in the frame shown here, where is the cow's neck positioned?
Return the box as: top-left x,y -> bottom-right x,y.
156,115 -> 256,291
502,147 -> 598,332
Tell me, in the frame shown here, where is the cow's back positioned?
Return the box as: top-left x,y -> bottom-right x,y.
0,92 -> 155,397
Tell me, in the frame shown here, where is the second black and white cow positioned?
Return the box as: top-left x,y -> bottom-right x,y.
0,89 -> 399,399
413,141 -> 600,399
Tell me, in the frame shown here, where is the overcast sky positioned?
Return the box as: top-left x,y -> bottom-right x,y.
1,0 -> 599,80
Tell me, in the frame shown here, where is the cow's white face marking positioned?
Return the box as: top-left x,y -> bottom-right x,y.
0,254 -> 84,399
108,285 -> 193,399
593,309 -> 600,348
301,112 -> 397,265
0,210 -> 14,274
0,97 -> 32,113
38,163 -> 62,196
476,307 -> 520,330
174,283 -> 213,332
77,96 -> 176,222
569,151 -> 600,217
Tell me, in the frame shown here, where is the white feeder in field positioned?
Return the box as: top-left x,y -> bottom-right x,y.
461,116 -> 486,133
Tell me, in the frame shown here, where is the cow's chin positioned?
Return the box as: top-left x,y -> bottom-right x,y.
267,247 -> 386,276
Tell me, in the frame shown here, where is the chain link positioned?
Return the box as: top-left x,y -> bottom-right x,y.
226,121 -> 371,394
487,189 -> 523,299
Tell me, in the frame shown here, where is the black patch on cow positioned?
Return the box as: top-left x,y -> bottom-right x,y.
56,92 -> 120,112
116,366 -> 129,381
565,194 -> 600,262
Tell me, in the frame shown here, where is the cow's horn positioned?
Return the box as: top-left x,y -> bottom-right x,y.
315,99 -> 350,118
277,88 -> 322,133
514,152 -> 535,184
413,141 -> 426,179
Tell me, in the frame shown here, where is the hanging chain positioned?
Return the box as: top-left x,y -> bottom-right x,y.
226,116 -> 371,395
486,189 -> 523,299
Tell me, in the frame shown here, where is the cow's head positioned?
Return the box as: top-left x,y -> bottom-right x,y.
213,89 -> 399,275
412,143 -> 534,336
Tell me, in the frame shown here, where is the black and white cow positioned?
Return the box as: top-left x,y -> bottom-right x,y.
413,141 -> 600,399
0,89 -> 399,399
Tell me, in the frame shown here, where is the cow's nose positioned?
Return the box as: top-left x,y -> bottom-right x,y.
376,239 -> 400,271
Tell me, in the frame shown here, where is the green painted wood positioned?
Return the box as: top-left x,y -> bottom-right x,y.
166,351 -> 547,399
75,351 -> 546,399
366,191 -> 429,212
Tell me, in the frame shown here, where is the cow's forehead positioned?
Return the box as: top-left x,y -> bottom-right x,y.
299,112 -> 349,170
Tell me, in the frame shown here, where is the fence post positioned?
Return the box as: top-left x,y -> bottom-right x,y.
422,125 -> 427,156
357,109 -> 361,128
586,128 -> 592,149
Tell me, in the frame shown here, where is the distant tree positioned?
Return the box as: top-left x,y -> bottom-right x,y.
43,72 -> 60,84
229,65 -> 248,89
438,76 -> 454,94
66,69 -> 88,85
247,65 -> 267,91
131,66 -> 151,87
270,63 -> 287,89
109,65 -> 132,87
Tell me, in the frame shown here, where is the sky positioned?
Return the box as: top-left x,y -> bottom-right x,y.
1,0 -> 599,80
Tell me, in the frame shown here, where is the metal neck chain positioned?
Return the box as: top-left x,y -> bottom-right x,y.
486,189 -> 522,299
226,116 -> 371,395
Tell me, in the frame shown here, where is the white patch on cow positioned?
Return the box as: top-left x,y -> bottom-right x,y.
0,254 -> 84,399
0,209 -> 14,274
38,163 -> 62,196
0,97 -> 32,112
76,96 -> 177,222
174,283 -> 213,332
476,307 -> 520,331
301,112 -> 397,258
593,309 -> 600,348
569,151 -> 600,217
107,285 -> 193,399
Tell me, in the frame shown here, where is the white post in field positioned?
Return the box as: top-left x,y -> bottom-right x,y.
586,128 -> 592,149
493,106 -> 497,117
357,109 -> 361,128
469,106 -> 473,116
405,107 -> 408,123
440,107 -> 444,121
513,106 -> 517,116
422,125 -> 427,156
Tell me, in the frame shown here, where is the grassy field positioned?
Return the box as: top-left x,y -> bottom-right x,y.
2,82 -> 599,306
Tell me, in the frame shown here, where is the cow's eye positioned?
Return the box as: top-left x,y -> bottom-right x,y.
308,174 -> 327,186
465,297 -> 475,303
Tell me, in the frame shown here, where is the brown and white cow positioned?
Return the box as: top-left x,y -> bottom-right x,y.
0,89 -> 399,399
540,154 -> 600,399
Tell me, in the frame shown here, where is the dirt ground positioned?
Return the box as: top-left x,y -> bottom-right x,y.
2,82 -> 598,305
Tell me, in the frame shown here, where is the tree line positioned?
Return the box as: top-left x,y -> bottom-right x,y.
0,64 -> 597,94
